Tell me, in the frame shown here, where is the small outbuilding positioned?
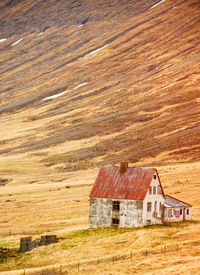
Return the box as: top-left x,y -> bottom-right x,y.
89,161 -> 192,228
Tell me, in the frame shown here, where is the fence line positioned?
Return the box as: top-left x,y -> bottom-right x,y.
7,242 -> 200,274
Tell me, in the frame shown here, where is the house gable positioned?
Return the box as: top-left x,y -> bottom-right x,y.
143,171 -> 165,224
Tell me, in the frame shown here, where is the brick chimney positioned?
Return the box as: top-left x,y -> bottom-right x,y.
120,161 -> 128,173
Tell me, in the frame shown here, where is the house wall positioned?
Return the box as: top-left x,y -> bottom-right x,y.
119,199 -> 143,227
89,198 -> 143,228
164,207 -> 192,222
143,172 -> 165,225
89,198 -> 112,227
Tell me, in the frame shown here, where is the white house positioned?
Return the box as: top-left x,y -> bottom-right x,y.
89,161 -> 192,228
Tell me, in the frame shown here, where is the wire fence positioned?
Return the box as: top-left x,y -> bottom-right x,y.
17,242 -> 200,275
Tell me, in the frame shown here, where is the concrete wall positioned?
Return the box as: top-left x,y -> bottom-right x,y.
20,235 -> 58,253
143,171 -> 165,225
20,237 -> 36,253
119,199 -> 143,227
164,207 -> 192,222
89,197 -> 143,228
89,198 -> 112,227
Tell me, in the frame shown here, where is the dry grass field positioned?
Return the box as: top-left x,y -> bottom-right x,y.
0,0 -> 200,273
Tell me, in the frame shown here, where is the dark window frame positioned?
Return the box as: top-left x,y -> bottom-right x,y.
149,186 -> 152,195
147,202 -> 152,212
168,209 -> 172,217
112,200 -> 120,211
157,185 -> 162,195
154,201 -> 157,212
112,218 -> 119,226
159,202 -> 162,212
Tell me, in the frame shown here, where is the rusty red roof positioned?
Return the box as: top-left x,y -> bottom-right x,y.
90,166 -> 157,200
164,195 -> 192,208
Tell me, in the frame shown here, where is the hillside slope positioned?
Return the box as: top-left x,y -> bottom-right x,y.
0,0 -> 200,274
1,0 -> 200,176
1,0 -> 200,180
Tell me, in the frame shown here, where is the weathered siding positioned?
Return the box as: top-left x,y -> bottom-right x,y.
119,199 -> 143,227
89,198 -> 143,228
89,198 -> 112,227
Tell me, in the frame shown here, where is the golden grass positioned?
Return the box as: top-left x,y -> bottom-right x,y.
0,222 -> 200,274
0,162 -> 199,274
1,0 -> 200,273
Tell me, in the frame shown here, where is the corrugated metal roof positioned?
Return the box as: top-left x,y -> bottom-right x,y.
164,195 -> 192,208
89,166 -> 157,200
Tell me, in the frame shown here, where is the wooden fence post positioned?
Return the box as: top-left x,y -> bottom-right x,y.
23,269 -> 25,275
77,262 -> 79,271
130,251 -> 132,260
113,255 -> 114,263
60,264 -> 62,274
177,244 -> 179,252
146,249 -> 148,256
97,257 -> 99,265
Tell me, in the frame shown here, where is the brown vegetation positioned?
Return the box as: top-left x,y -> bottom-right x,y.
0,0 -> 200,273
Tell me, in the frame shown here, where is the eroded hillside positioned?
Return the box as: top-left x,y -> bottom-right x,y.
0,0 -> 200,274
1,0 -> 200,181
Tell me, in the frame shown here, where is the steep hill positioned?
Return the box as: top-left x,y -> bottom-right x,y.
1,0 -> 200,273
1,0 -> 200,177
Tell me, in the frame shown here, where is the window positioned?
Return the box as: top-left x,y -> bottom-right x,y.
149,186 -> 152,195
112,218 -> 119,226
147,202 -> 151,212
157,185 -> 162,195
186,209 -> 190,215
159,202 -> 162,212
154,201 -> 157,212
154,174 -> 157,180
112,201 -> 120,211
168,209 -> 172,218
180,209 -> 182,215
154,201 -> 157,217
153,186 -> 156,195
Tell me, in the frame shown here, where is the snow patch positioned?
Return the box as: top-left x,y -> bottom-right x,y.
73,82 -> 88,90
78,24 -> 83,28
37,32 -> 44,36
42,90 -> 70,101
150,0 -> 165,9
86,44 -> 109,56
11,38 -> 24,46
0,38 -> 7,43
